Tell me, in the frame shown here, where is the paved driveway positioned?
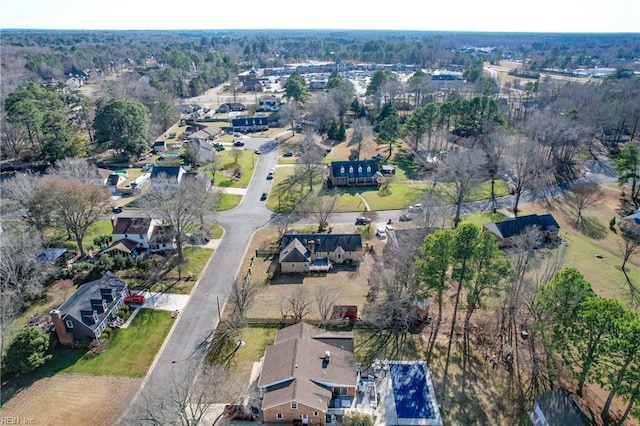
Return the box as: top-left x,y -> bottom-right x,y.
142,292 -> 190,312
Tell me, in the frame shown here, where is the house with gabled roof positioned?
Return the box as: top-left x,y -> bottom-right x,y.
258,322 -> 358,425
279,233 -> 363,273
103,216 -> 175,256
231,116 -> 269,133
483,214 -> 560,247
150,164 -> 186,188
530,388 -> 595,426
328,160 -> 382,187
50,272 -> 128,345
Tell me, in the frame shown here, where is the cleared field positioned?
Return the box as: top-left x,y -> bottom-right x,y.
0,374 -> 141,426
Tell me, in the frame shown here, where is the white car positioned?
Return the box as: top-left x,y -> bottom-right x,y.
376,227 -> 387,238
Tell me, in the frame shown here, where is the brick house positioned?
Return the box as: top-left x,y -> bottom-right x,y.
258,323 -> 358,425
50,272 -> 128,344
279,233 -> 363,273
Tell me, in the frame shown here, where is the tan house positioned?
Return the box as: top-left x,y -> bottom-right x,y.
279,234 -> 363,273
258,323 -> 358,425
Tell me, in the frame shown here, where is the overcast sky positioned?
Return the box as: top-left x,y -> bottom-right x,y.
0,0 -> 638,33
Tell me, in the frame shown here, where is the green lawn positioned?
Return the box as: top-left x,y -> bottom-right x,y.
460,211 -> 509,228
214,149 -> 256,188
218,194 -> 242,210
63,309 -> 174,377
167,247 -> 213,278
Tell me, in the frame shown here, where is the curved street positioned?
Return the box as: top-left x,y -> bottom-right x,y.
118,136 -> 617,423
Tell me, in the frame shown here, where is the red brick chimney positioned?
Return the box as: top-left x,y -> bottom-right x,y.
50,309 -> 74,345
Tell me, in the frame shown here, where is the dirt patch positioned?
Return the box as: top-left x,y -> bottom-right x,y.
0,374 -> 141,426
239,225 -> 386,320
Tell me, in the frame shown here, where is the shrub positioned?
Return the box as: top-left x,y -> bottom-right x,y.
2,326 -> 52,374
121,304 -> 130,313
117,309 -> 125,318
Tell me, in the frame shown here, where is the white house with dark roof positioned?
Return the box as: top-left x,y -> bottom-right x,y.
50,272 -> 127,344
279,233 -> 363,273
103,216 -> 175,256
328,160 -> 382,187
258,322 -> 358,425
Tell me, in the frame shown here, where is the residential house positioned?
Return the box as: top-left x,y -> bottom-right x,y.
231,116 -> 269,133
153,139 -> 167,153
530,388 -> 595,426
103,216 -> 175,256
241,78 -> 265,92
309,79 -> 329,90
183,139 -> 214,165
36,248 -> 74,266
150,164 -> 186,188
258,322 -> 358,425
105,173 -> 127,194
279,233 -> 363,273
186,125 -> 222,141
258,95 -> 281,112
328,160 -> 382,187
483,214 -> 560,247
50,272 -> 128,344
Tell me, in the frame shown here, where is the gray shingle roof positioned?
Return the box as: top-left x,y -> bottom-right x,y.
281,233 -> 362,253
483,214 -> 560,239
534,388 -> 595,426
58,272 -> 127,332
113,217 -> 153,235
330,160 -> 378,179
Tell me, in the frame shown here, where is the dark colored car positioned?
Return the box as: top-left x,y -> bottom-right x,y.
266,174 -> 273,180
283,151 -> 293,157
124,294 -> 145,305
112,206 -> 123,213
233,140 -> 245,147
260,192 -> 268,201
399,214 -> 412,222
355,216 -> 371,225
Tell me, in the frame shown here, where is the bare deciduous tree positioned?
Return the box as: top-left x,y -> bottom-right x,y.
48,157 -> 103,184
565,180 -> 604,228
349,118 -> 373,160
38,175 -> 111,256
505,136 -> 553,217
297,190 -> 339,232
0,119 -> 28,161
279,99 -> 301,135
280,288 -> 311,323
439,148 -> 485,228
314,286 -> 343,323
296,130 -> 326,191
230,276 -> 262,318
141,174 -> 215,260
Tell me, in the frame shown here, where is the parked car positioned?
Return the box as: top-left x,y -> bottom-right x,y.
233,132 -> 242,137
266,173 -> 273,180
260,192 -> 268,201
399,214 -> 412,222
355,216 -> 371,225
112,206 -> 123,214
283,151 -> 293,157
233,140 -> 245,147
254,149 -> 261,154
408,203 -> 423,213
376,227 -> 387,238
124,294 -> 145,305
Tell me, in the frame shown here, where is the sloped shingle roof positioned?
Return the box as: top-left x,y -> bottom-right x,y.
281,233 -> 362,254
483,214 -> 560,239
330,160 -> 378,179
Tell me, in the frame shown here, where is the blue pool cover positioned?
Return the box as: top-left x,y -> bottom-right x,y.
389,362 -> 435,419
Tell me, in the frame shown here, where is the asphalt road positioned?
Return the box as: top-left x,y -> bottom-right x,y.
117,144 -> 617,423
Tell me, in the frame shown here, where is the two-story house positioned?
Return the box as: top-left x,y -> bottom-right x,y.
50,272 -> 128,344
103,217 -> 175,256
150,164 -> 186,188
258,322 -> 358,425
328,160 -> 382,187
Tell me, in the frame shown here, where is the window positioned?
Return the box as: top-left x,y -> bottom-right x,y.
276,413 -> 283,420
291,402 -> 298,410
367,165 -> 371,173
340,166 -> 345,174
358,166 -> 362,173
65,320 -> 74,329
314,411 -> 319,417
349,166 -> 354,173
92,311 -> 99,323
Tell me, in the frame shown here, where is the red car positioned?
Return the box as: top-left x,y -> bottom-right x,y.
124,294 -> 145,305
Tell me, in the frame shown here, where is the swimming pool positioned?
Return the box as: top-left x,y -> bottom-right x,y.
389,362 -> 436,420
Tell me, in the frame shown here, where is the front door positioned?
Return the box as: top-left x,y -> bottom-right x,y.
301,414 -> 308,425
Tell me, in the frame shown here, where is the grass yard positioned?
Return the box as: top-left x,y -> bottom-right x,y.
166,247 -> 213,279
214,149 -> 256,188
218,193 -> 242,210
64,309 -> 174,377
